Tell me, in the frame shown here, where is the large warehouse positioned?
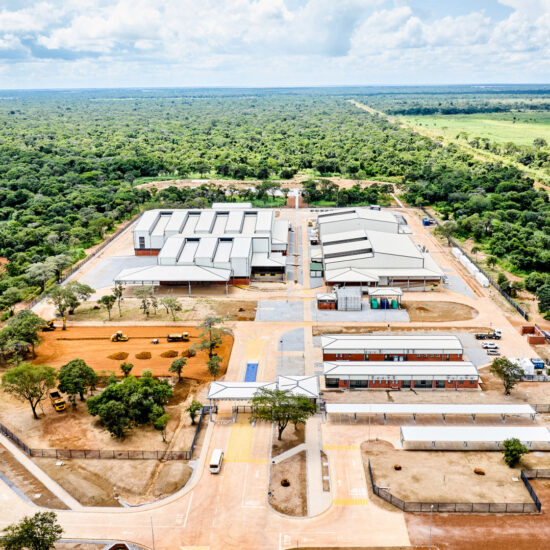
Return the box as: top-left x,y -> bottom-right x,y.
315,208 -> 444,289
115,205 -> 289,288
321,334 -> 464,361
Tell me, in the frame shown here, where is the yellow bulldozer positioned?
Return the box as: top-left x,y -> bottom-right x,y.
111,330 -> 129,342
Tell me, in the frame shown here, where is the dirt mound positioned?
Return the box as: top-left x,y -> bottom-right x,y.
160,350 -> 178,358
135,352 -> 152,360
108,352 -> 129,361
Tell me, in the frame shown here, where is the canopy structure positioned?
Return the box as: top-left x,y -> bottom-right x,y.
278,375 -> 319,398
400,426 -> 550,450
325,403 -> 536,422
207,376 -> 320,403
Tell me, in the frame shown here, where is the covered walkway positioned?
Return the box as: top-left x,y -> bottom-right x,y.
325,403 -> 537,423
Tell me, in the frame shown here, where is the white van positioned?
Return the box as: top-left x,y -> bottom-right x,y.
209,449 -> 224,474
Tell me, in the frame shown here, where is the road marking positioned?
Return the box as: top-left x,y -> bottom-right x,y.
183,493 -> 193,528
225,417 -> 253,462
323,445 -> 359,451
333,498 -> 369,506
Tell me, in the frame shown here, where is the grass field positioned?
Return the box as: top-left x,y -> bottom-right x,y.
400,111 -> 550,145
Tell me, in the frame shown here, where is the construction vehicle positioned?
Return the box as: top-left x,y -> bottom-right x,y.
167,332 -> 189,342
111,331 -> 129,342
49,390 -> 66,412
41,319 -> 57,332
475,329 -> 502,340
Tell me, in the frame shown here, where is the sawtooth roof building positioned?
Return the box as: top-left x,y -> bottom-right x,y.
315,208 -> 444,289
115,205 -> 289,290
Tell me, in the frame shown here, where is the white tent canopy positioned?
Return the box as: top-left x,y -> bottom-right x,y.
400,426 -> 550,450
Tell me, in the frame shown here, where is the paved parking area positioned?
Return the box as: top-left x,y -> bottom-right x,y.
277,355 -> 305,376
78,255 -> 157,292
278,328 -> 304,351
445,273 -> 476,299
255,300 -> 304,322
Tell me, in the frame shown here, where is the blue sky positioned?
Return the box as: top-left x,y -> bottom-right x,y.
0,0 -> 548,88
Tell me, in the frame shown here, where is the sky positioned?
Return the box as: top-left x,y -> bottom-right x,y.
0,0 -> 549,89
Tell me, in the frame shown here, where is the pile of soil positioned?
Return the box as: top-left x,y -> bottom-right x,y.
135,352 -> 152,360
160,350 -> 178,358
108,352 -> 129,360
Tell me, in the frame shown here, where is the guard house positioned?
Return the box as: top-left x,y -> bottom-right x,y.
321,334 -> 464,362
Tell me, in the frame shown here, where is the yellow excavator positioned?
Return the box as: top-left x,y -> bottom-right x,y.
40,317 -> 66,331
111,330 -> 129,342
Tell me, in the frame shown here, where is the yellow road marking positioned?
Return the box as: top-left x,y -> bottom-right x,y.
323,445 -> 359,451
225,416 -> 253,462
333,498 -> 369,506
224,458 -> 268,464
246,339 -> 266,361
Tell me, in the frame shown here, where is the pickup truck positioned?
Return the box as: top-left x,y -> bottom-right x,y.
49,390 -> 66,412
482,342 -> 499,349
475,329 -> 502,340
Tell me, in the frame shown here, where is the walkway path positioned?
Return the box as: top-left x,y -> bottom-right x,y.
305,417 -> 331,516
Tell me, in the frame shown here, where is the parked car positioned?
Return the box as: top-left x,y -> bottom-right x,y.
486,349 -> 501,356
482,342 -> 499,349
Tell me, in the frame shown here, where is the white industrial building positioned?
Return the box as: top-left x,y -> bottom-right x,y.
314,208 -> 444,289
115,205 -> 289,289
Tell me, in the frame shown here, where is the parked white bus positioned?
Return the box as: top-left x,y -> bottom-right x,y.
209,449 -> 224,474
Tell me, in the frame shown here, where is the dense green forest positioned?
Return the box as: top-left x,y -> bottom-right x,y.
0,87 -> 549,315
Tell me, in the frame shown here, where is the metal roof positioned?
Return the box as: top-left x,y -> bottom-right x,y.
277,375 -> 319,398
195,237 -> 218,259
178,240 -> 200,263
164,211 -> 188,234
226,210 -> 245,233
214,240 -> 233,263
135,210 -> 160,232
368,287 -> 403,297
157,236 -> 185,261
272,219 -> 289,245
400,426 -> 550,443
321,229 -> 368,245
324,267 -> 379,282
195,211 -> 216,233
231,237 -> 252,258
367,230 -> 423,258
321,334 -> 463,352
326,404 -> 536,416
251,252 -> 286,268
212,202 -> 252,209
323,361 -> 477,378
115,265 -> 231,283
207,381 -> 276,400
151,214 -> 171,237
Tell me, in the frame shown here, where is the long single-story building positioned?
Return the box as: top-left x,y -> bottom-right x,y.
116,205 -> 289,288
321,334 -> 464,362
323,361 -> 479,390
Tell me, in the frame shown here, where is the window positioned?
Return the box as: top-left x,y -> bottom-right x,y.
325,378 -> 338,388
435,380 -> 445,388
350,380 -> 367,388
139,236 -> 145,249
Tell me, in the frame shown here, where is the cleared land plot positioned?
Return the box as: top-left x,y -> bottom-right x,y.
71,297 -> 257,323
406,479 -> 550,550
33,326 -> 233,379
362,440 -> 538,503
269,451 -> 307,516
36,457 -> 193,506
0,443 -> 68,509
399,112 -> 550,145
403,301 -> 478,322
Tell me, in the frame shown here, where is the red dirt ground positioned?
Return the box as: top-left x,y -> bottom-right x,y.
405,479 -> 550,550
33,326 -> 233,380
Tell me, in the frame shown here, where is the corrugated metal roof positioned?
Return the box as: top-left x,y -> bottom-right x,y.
272,219 -> 289,244
324,267 -> 379,282
323,361 -> 477,377
195,211 -> 216,233
251,252 -> 286,268
157,236 -> 185,261
255,210 -> 273,233
212,202 -> 252,209
115,264 -> 231,283
367,230 -> 422,258
207,381 -> 277,400
165,211 -> 188,234
231,237 -> 252,258
226,210 -> 244,233
277,375 -> 319,398
401,426 -> 550,443
212,214 -> 228,234
178,240 -> 200,263
321,334 -> 463,352
151,214 -> 171,237
214,240 -> 233,263
135,210 -> 161,232
195,237 -> 218,259
326,403 -> 535,416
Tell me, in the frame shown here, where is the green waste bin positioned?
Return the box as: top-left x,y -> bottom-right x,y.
371,298 -> 378,309
391,299 -> 398,309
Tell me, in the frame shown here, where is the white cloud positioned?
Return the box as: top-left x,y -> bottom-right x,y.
0,0 -> 550,86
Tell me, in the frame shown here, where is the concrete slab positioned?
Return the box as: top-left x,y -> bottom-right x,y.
277,355 -> 305,376
255,300 -> 304,322
310,302 -> 410,322
445,274 -> 476,299
278,328 -> 305,351
460,332 -> 491,367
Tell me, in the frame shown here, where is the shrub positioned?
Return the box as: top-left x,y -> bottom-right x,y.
108,352 -> 129,360
160,350 -> 179,358
135,351 -> 152,360
503,438 -> 529,467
